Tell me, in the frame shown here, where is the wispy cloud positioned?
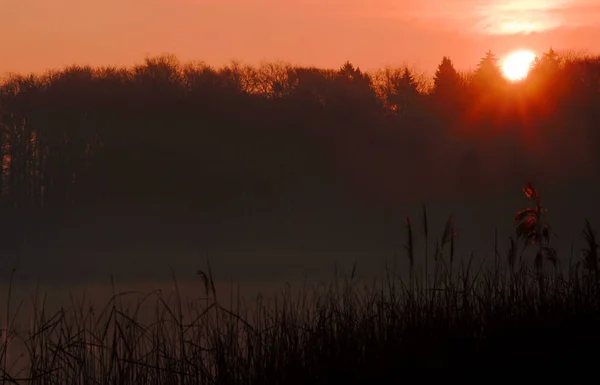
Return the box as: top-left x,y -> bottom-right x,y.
473,0 -> 593,34
359,0 -> 600,35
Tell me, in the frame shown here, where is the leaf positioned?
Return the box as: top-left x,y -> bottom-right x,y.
514,208 -> 536,223
516,220 -> 535,240
522,183 -> 540,200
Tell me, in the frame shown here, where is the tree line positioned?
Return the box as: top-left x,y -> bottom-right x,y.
0,49 -> 599,250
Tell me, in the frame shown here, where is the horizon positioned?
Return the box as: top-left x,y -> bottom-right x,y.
2,0 -> 600,76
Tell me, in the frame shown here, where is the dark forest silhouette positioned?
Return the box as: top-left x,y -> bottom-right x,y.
2,49 -> 600,381
0,49 -> 599,254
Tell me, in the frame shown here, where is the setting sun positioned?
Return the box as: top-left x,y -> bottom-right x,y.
501,50 -> 537,81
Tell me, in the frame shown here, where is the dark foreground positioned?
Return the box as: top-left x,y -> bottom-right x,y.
1,214 -> 600,384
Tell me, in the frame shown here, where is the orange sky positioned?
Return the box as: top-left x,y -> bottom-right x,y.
1,0 -> 600,76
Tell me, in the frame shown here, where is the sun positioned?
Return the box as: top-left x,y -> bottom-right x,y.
501,50 -> 537,81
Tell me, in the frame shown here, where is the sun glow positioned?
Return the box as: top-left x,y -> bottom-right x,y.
501,50 -> 537,81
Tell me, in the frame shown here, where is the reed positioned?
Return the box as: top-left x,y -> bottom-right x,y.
1,186 -> 599,383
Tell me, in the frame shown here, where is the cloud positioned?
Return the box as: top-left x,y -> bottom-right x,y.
474,0 -> 580,34
359,0 -> 600,35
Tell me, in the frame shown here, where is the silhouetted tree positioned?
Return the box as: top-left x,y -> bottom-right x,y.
431,57 -> 464,121
329,61 -> 380,125
472,50 -> 505,94
388,67 -> 421,116
536,48 -> 560,74
432,57 -> 462,97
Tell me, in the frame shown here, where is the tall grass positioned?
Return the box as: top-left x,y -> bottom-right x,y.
2,187 -> 600,383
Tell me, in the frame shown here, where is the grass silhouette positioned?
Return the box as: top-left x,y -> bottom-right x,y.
0,184 -> 598,383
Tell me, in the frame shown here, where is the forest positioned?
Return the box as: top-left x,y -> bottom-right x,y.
0,48 -> 599,253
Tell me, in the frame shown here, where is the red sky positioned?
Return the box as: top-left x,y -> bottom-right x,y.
1,0 -> 600,76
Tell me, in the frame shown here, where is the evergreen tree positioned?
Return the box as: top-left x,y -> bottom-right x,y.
432,56 -> 464,121
472,50 -> 504,92
388,67 -> 420,116
333,61 -> 379,119
530,47 -> 560,79
432,56 -> 463,98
